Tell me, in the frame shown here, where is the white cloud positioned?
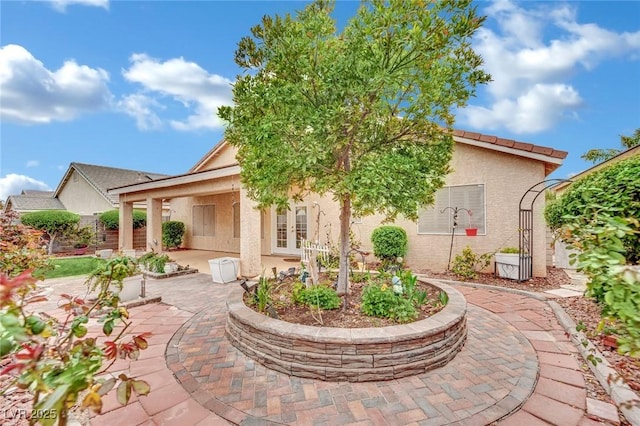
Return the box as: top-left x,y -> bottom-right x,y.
121,53 -> 233,131
460,0 -> 640,134
26,160 -> 39,168
0,44 -> 112,124
464,84 -> 583,134
118,94 -> 164,131
0,174 -> 50,201
49,0 -> 109,12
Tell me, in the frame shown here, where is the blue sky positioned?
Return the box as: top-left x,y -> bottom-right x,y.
1,0 -> 639,201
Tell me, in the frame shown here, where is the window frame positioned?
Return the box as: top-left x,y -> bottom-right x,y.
417,184 -> 486,236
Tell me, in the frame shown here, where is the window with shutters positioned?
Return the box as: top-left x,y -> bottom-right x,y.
417,184 -> 485,235
192,204 -> 216,237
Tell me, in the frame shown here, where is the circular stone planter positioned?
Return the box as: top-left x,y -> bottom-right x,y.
225,280 -> 467,382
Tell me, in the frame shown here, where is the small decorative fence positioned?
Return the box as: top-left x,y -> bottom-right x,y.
300,239 -> 331,266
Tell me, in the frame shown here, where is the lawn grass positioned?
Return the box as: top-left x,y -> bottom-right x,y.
41,257 -> 107,279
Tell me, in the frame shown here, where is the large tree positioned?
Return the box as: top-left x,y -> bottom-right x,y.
581,128 -> 640,164
219,0 -> 490,295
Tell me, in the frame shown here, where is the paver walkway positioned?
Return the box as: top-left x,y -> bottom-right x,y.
36,274 -> 620,425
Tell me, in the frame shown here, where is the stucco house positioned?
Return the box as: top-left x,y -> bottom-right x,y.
3,163 -> 170,252
3,163 -> 170,217
109,130 -> 567,279
54,162 -> 170,216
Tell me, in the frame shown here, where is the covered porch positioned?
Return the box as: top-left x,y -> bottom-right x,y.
108,165 -> 264,278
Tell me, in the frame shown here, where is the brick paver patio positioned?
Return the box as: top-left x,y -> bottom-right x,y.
36,273 -> 620,425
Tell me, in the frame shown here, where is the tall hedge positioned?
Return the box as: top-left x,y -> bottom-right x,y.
371,226 -> 408,263
545,154 -> 640,263
99,209 -> 147,230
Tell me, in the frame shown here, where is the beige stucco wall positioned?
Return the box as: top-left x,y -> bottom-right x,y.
57,170 -> 114,214
171,192 -> 240,252
176,141 -> 550,277
303,144 -> 549,277
197,144 -> 238,171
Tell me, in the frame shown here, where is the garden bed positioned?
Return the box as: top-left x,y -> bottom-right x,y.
226,277 -> 467,382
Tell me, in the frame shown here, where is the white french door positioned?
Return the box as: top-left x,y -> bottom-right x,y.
272,204 -> 308,254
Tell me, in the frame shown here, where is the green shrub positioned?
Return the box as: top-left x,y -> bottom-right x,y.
499,247 -> 520,254
361,282 -> 418,323
255,277 -> 272,313
451,246 -> 492,280
138,251 -> 170,273
162,221 -> 185,249
545,155 -> 640,263
20,210 -> 81,254
371,226 -> 408,263
299,285 -> 341,310
100,209 -> 147,230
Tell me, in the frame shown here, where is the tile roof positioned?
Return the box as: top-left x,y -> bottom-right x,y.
452,129 -> 568,160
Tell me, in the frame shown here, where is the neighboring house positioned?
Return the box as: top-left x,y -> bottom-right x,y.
550,145 -> 640,269
110,130 -> 567,279
3,163 -> 169,252
3,190 -> 64,214
54,162 -> 170,216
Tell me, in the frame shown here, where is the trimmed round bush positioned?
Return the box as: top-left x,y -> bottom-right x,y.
371,225 -> 408,262
100,209 -> 146,230
20,210 -> 80,232
162,221 -> 185,249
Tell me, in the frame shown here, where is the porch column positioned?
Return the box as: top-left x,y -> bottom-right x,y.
119,199 -> 134,251
146,197 -> 163,253
240,186 -> 261,278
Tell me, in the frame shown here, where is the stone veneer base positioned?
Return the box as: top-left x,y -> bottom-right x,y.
225,280 -> 467,382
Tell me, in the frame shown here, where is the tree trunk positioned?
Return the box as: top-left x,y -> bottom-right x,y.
336,196 -> 351,296
48,234 -> 57,255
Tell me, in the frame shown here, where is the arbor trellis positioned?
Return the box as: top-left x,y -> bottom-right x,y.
219,0 -> 490,295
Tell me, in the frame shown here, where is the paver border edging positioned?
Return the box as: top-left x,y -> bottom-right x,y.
549,300 -> 640,425
225,280 -> 468,382
421,276 -> 549,301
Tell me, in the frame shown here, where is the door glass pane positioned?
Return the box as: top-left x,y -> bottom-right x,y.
276,208 -> 287,248
295,207 -> 307,249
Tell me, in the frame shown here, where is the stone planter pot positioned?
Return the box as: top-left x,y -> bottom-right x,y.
495,253 -> 531,280
113,275 -> 142,302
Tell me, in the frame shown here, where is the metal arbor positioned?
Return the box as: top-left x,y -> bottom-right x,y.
517,179 -> 571,281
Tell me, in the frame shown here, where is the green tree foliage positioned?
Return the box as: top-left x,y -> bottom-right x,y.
20,210 -> 80,255
219,0 -> 490,294
99,209 -> 147,230
545,155 -> 640,356
162,221 -> 185,250
371,226 -> 408,264
545,155 -> 640,263
581,128 -> 640,164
